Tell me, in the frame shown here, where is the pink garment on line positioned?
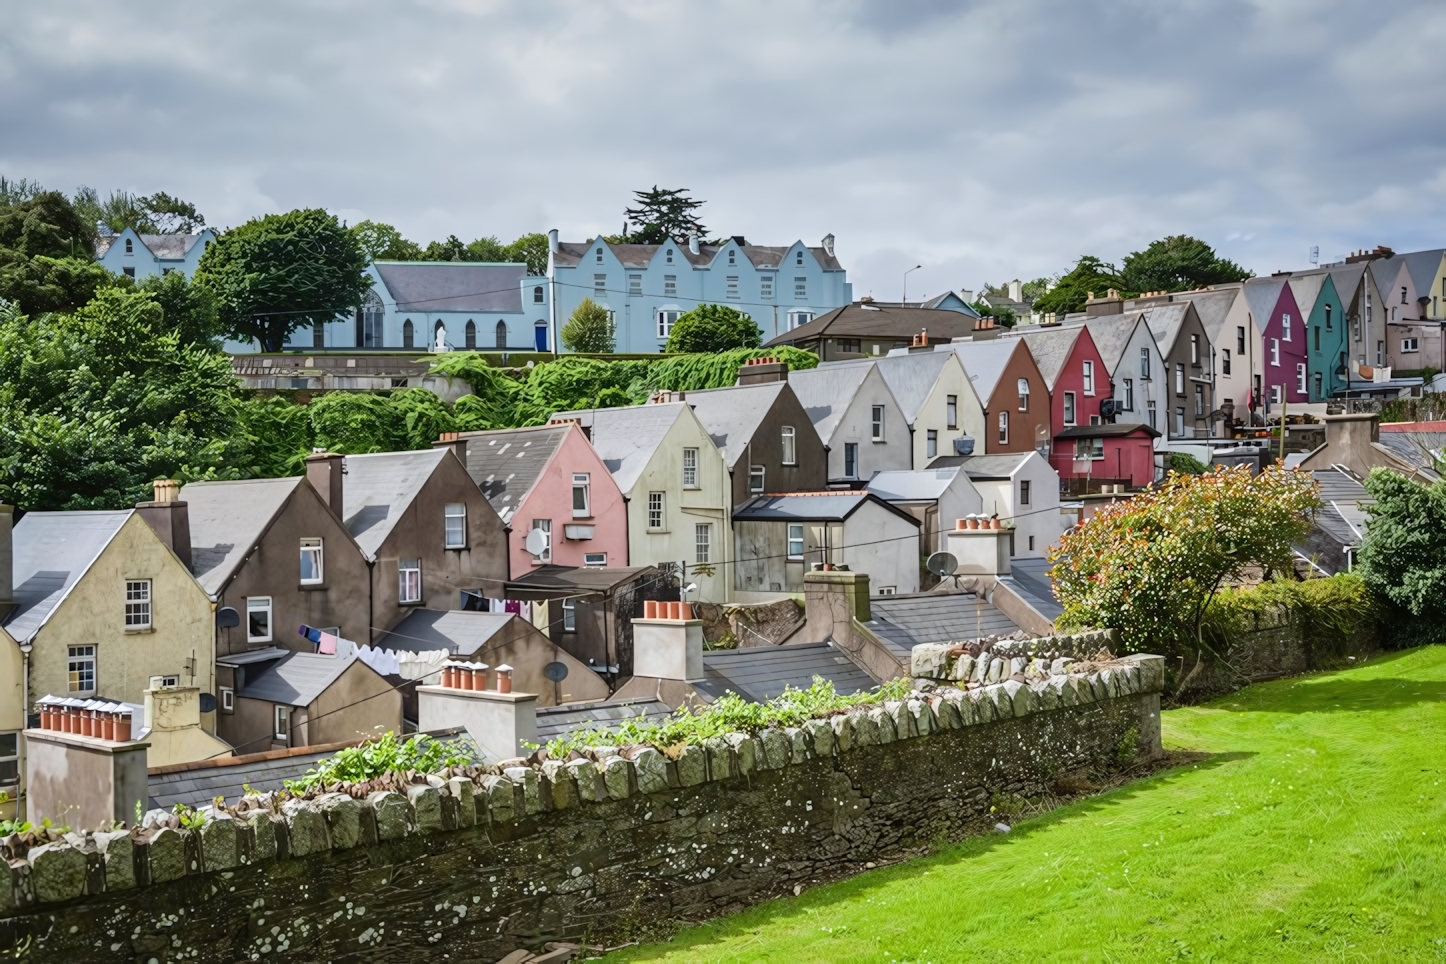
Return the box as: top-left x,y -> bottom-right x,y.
317,632 -> 338,655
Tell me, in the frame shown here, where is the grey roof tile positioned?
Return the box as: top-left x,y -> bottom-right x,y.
374,261 -> 527,313
7,511 -> 132,643
548,401 -> 686,493
694,642 -> 876,702
373,609 -> 515,656
785,364 -> 874,444
863,591 -> 1021,660
866,466 -> 965,502
1000,325 -> 1083,390
340,449 -> 450,558
683,381 -> 790,470
182,477 -> 303,593
238,651 -> 372,707
455,424 -> 570,524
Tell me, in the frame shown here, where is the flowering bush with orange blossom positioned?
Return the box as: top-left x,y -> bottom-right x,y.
1048,464 -> 1320,653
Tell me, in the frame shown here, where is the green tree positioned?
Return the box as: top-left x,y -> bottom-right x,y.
1031,256 -> 1126,316
421,234 -> 470,262
664,304 -> 760,353
463,236 -> 510,262
0,177 -> 46,206
968,301 -> 1016,328
350,220 -> 423,261
1020,276 -> 1056,301
137,270 -> 223,348
195,208 -> 371,352
1357,469 -> 1446,636
561,297 -> 615,353
506,232 -> 550,276
72,187 -> 205,235
623,186 -> 708,244
1049,464 -> 1320,654
0,190 -> 107,314
1121,235 -> 1250,293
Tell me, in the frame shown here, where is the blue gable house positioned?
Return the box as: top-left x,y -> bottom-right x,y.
94,227 -> 216,281
547,231 -> 852,353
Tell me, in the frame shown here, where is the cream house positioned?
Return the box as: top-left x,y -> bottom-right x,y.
0,507 -> 21,818
551,398 -> 732,605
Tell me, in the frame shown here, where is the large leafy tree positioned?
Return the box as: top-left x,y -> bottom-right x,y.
1050,464 -> 1320,653
0,190 -> 108,314
561,297 -> 615,353
1030,256 -> 1126,316
507,232 -> 550,276
73,187 -> 205,235
196,208 -> 371,352
623,186 -> 708,244
664,304 -> 760,353
1121,235 -> 1250,293
350,220 -> 423,261
137,270 -> 223,348
1356,469 -> 1446,636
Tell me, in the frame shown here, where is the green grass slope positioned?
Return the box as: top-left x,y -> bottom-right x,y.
607,646 -> 1446,963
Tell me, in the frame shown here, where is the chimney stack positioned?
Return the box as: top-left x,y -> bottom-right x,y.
736,356 -> 788,385
135,481 -> 192,570
433,431 -> 470,469
634,601 -> 703,680
417,670 -> 538,763
305,449 -> 345,518
547,228 -> 559,254
821,233 -> 835,258
688,234 -> 700,256
945,519 -> 1012,577
1008,279 -> 1022,303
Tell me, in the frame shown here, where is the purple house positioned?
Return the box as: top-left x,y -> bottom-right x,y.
1244,276 -> 1308,410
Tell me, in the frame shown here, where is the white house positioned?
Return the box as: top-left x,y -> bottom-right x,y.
787,363 -> 910,484
865,466 -> 984,555
929,452 -> 1061,559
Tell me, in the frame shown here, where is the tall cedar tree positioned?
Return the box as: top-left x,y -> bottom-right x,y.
624,186 -> 708,244
1121,235 -> 1250,293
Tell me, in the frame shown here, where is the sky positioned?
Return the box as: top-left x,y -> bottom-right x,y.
4,0 -> 1446,302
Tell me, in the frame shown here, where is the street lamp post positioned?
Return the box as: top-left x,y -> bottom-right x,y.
903,264 -> 922,304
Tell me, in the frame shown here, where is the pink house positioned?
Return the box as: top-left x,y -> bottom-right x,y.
1004,324 -> 1111,478
440,421 -> 628,578
1244,277 -> 1308,409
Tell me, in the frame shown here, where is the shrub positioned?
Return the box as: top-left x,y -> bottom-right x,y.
1357,468 -> 1446,641
1166,451 -> 1208,475
664,303 -> 761,353
284,732 -> 473,793
1200,574 -> 1382,660
561,297 -> 615,353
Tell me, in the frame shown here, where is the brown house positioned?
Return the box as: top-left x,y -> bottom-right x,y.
334,449 -> 510,641
765,302 -> 991,361
1141,302 -> 1217,438
181,474 -> 372,659
938,339 -> 1052,455
680,360 -> 828,507
219,649 -> 400,754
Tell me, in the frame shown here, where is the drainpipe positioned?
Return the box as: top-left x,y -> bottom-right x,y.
19,640 -> 30,820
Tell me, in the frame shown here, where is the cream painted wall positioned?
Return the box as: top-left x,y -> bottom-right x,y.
970,452 -> 1064,559
625,407 -> 733,605
0,631 -> 23,818
27,514 -> 214,718
908,354 -> 986,468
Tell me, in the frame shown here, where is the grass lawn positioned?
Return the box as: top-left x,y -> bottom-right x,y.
605,646 -> 1446,963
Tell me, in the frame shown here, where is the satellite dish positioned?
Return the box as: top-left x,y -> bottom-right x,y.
199,693 -> 218,713
524,527 -> 549,557
216,607 -> 240,628
926,551 -> 958,578
542,661 -> 569,683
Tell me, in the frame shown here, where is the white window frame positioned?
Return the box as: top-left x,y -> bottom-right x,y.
530,519 -> 552,562
1174,407 -> 1185,437
647,491 -> 665,530
844,443 -> 858,478
1195,384 -> 1205,416
781,426 -> 796,465
1271,339 -> 1280,367
1020,479 -> 1031,505
1063,391 -> 1076,426
125,579 -> 152,629
1140,347 -> 1150,378
871,405 -> 885,440
1017,378 -> 1030,410
274,705 -> 290,743
68,645 -> 96,695
695,523 -> 711,565
1083,360 -> 1095,395
562,598 -> 576,632
593,273 -> 607,296
219,686 -> 234,713
1296,363 -> 1306,394
788,310 -> 813,330
877,586 -> 897,596
444,503 -> 467,549
0,732 -> 18,787
1402,337 -> 1420,352
1376,340 -> 1385,365
246,596 -> 273,643
926,430 -> 938,459
628,273 -> 642,296
663,274 -> 677,297
794,276 -> 807,300
1221,349 -> 1231,375
656,309 -> 681,339
682,447 -> 699,488
1175,363 -> 1185,394
1123,378 -> 1134,410
572,473 -> 591,518
749,466 -> 765,494
1146,399 -> 1157,429
1282,314 -> 1291,341
787,523 -> 805,559
299,538 -> 323,585
998,410 -> 1009,444
399,558 -> 422,604
946,395 -> 958,429
583,552 -> 607,567
726,275 -> 740,300
1190,334 -> 1199,364
760,275 -> 774,300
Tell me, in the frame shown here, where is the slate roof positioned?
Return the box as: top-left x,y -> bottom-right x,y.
215,647 -> 291,667
1366,254 -> 1403,296
683,381 -> 790,470
534,698 -> 673,741
692,642 -> 876,703
938,339 -> 1027,406
504,564 -> 655,601
1375,425 -> 1444,482
238,651 -> 378,707
373,261 -> 527,313
1166,287 -> 1241,343
6,511 -> 132,643
766,303 -> 982,347
786,364 -> 875,445
1402,249 -> 1445,296
549,401 -> 686,494
455,424 -> 570,523
1324,263 -> 1366,306
341,449 -> 450,559
1056,422 -> 1160,439
1296,468 -> 1374,575
1000,325 -> 1085,390
998,557 -> 1064,621
1286,270 -> 1328,321
1075,313 -> 1150,371
372,609 -> 515,656
866,466 -> 965,502
1142,302 -> 1193,355
733,492 -> 919,526
95,231 -> 209,260
553,240 -> 843,272
1242,277 -> 1288,333
183,477 -> 303,594
918,291 -> 982,316
863,591 -> 1021,661
827,351 -> 960,423
927,453 -> 1032,479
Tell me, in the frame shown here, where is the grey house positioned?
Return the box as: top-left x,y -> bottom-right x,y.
787,363 -> 910,484
224,649 -> 401,754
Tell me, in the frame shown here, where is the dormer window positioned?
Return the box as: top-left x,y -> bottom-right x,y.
124,238 -> 133,254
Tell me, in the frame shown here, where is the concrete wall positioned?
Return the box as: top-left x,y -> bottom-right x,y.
27,514 -> 214,711
0,656 -> 1163,961
23,729 -> 149,829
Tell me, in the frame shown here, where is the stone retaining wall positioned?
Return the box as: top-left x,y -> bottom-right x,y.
1,655 -> 1164,963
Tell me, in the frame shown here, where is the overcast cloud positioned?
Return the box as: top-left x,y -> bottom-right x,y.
3,0 -> 1444,300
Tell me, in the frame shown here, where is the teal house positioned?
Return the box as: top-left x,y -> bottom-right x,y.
1289,264 -> 1365,401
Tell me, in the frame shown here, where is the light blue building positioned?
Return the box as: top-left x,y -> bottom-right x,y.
547,230 -> 852,352
94,227 -> 216,281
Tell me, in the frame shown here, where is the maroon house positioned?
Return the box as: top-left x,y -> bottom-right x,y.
1004,324 -> 1110,478
1244,276 -> 1308,410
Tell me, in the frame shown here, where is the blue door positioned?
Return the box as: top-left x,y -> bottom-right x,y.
534,322 -> 548,352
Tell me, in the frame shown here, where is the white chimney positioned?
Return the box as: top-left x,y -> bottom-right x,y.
547,228 -> 559,253
633,601 -> 703,680
688,234 -> 700,256
417,671 -> 538,763
945,519 -> 1012,577
958,289 -> 975,304
1008,279 -> 1023,303
821,233 -> 835,257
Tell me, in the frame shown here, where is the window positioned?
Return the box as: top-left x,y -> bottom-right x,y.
1174,407 -> 1185,437
787,523 -> 805,559
490,320 -> 505,349
695,524 -> 711,564
1190,334 -> 1200,364
1140,347 -> 1150,378
220,687 -> 234,713
459,319 -> 474,350
583,552 -> 606,566
1402,286 -> 1408,305
1325,303 -> 1332,328
682,447 -> 699,488
1195,384 -> 1204,416
1028,535 -> 1035,552
300,538 -> 323,584
1075,437 -> 1104,460
399,558 -> 421,604
1402,337 -> 1420,352
1376,340 -> 1385,365
1175,363 -> 1185,394
877,586 -> 897,595
749,466 -> 765,493
1123,378 -> 1134,410
871,405 -> 885,440
534,285 -> 544,304
68,645 -> 96,695
1313,326 -> 1321,352
760,276 -> 773,300
403,319 -> 415,349
647,492 -> 664,530
946,395 -> 958,429
1017,378 -> 1030,410
844,443 -> 858,478
1313,372 -> 1323,397
666,248 -> 673,263
1284,314 -> 1295,342
125,579 -> 152,629
788,310 -> 813,329
1020,480 -> 1031,505
562,598 -> 576,632
1295,363 -> 1306,394
572,473 -> 590,517
444,503 -> 467,548
1236,326 -> 1246,356
998,410 -> 1009,444
664,274 -> 676,298
1083,360 -> 1095,394
781,425 -> 796,464
839,338 -> 861,354
728,250 -> 736,265
530,519 -> 552,562
657,310 -> 681,339
794,276 -> 807,300
247,597 -> 272,642
726,276 -> 740,300
122,266 -> 135,278
1063,392 -> 1076,426
1271,338 -> 1280,366
124,238 -> 134,254
926,430 -> 938,458
1222,349 -> 1231,375
628,274 -> 642,296
274,705 -> 290,743
594,273 -> 607,297
1146,399 -> 1157,429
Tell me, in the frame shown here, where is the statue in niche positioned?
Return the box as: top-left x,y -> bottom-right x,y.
434,323 -> 448,353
